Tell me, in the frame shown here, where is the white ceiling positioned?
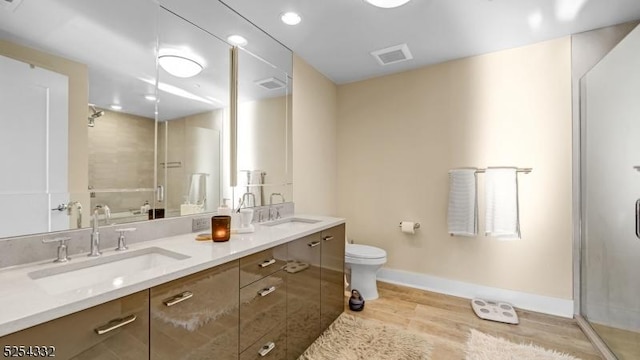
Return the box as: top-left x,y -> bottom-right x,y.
221,0 -> 640,84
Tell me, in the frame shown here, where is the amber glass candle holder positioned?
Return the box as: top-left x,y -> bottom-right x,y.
211,215 -> 231,242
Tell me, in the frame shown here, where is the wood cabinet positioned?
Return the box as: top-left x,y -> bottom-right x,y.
0,290 -> 149,360
285,232 -> 322,360
320,224 -> 346,330
239,244 -> 287,356
150,260 -> 239,360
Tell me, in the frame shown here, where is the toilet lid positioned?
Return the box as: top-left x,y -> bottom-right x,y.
346,244 -> 386,259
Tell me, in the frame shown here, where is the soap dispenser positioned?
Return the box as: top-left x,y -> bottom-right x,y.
217,198 -> 232,216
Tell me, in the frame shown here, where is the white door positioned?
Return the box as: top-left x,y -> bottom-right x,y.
0,54 -> 69,237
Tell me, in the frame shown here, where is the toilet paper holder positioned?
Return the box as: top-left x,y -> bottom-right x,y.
398,222 -> 420,230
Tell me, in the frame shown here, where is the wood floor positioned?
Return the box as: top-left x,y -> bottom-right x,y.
349,282 -> 603,359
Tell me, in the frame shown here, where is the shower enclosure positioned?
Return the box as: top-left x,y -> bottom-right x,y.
580,24 -> 640,359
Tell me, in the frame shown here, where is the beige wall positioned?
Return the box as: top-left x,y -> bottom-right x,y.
336,38 -> 573,299
292,55 -> 339,215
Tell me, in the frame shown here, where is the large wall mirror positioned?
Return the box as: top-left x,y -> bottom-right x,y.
0,0 -> 159,237
0,0 -> 292,241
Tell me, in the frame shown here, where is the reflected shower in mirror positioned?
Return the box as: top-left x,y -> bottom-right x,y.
156,8 -> 231,218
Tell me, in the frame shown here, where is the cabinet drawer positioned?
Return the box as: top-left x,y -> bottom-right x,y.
150,261 -> 239,360
240,244 -> 287,287
239,270 -> 286,352
239,324 -> 286,360
0,290 -> 149,360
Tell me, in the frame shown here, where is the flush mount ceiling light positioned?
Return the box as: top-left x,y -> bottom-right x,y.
227,34 -> 248,47
364,0 -> 411,8
280,11 -> 301,25
110,104 -> 122,110
144,94 -> 157,101
158,54 -> 203,78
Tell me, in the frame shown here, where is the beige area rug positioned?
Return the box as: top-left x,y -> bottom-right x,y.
299,314 -> 432,360
465,329 -> 582,360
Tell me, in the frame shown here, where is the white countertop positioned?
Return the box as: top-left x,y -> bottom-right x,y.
0,214 -> 344,337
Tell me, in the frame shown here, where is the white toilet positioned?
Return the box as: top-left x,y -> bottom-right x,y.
345,244 -> 387,300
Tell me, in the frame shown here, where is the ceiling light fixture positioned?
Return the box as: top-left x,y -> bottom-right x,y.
227,34 -> 248,47
364,0 -> 411,8
144,94 -> 157,101
110,104 -> 122,111
158,54 -> 203,78
280,12 -> 301,25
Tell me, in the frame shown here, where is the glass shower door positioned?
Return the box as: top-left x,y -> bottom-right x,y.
581,24 -> 640,360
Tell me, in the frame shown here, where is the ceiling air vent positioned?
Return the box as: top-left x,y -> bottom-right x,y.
255,77 -> 286,90
370,43 -> 413,66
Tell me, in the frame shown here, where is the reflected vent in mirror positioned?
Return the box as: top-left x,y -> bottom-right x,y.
255,77 -> 286,90
371,43 -> 413,66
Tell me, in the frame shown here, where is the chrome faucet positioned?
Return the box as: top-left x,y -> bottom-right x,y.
241,192 -> 256,208
67,201 -> 83,229
269,193 -> 285,206
89,204 -> 111,257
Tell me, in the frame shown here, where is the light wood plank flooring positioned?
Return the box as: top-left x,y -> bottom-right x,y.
349,282 -> 603,359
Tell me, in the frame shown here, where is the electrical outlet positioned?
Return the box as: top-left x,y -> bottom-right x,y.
192,217 -> 210,232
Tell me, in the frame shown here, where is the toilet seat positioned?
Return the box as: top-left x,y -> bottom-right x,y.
346,244 -> 386,259
345,244 -> 387,265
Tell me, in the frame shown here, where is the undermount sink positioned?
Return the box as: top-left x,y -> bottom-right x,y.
28,247 -> 189,295
262,217 -> 321,230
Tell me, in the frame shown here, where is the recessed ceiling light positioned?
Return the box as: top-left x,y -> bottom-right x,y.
110,104 -> 122,110
281,12 -> 301,25
158,54 -> 203,78
364,0 -> 411,8
144,94 -> 157,101
227,34 -> 248,47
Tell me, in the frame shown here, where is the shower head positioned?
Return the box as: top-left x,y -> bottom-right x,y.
89,106 -> 105,118
88,105 -> 104,127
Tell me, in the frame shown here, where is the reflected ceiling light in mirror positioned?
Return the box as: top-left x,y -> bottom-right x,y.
227,34 -> 248,47
144,94 -> 157,101
110,104 -> 122,110
281,12 -> 302,25
158,54 -> 203,78
364,0 -> 411,8
555,0 -> 588,21
528,10 -> 543,30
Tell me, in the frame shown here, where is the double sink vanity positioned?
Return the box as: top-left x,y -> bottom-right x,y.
0,216 -> 345,359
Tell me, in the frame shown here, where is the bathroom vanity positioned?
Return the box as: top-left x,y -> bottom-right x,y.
0,216 -> 345,360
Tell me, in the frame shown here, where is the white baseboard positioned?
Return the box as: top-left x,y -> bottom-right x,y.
377,268 -> 574,318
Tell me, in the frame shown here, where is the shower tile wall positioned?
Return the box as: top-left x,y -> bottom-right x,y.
88,108 -> 155,213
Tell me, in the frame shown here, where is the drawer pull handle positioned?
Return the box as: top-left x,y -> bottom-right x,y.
308,241 -> 321,247
259,259 -> 276,268
163,291 -> 194,307
95,314 -> 136,335
323,236 -> 334,241
258,341 -> 276,357
258,286 -> 276,297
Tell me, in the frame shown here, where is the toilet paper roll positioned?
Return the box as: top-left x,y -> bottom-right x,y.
401,221 -> 415,234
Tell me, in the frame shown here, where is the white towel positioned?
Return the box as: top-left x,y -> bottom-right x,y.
484,167 -> 521,239
447,168 -> 478,236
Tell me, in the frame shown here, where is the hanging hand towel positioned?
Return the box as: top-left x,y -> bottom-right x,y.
485,167 -> 521,239
447,168 -> 478,236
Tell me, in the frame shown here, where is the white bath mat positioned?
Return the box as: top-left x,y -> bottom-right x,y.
471,298 -> 519,324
